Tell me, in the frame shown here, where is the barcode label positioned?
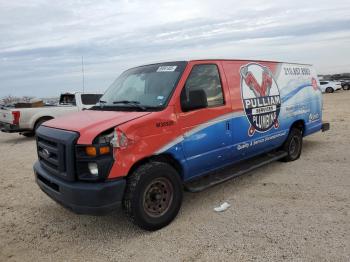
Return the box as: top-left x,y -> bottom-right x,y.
157,66 -> 177,72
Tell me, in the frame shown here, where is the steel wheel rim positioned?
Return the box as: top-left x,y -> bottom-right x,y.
289,136 -> 300,158
143,177 -> 174,218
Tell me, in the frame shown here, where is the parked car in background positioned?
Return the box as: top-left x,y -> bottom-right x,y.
0,92 -> 102,136
333,81 -> 343,90
319,81 -> 341,93
340,80 -> 350,90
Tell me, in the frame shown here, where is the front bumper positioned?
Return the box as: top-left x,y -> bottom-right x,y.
34,161 -> 126,215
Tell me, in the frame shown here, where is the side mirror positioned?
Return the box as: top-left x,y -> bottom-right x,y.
181,89 -> 208,112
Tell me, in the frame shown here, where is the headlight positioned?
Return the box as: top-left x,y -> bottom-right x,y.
75,136 -> 114,181
97,130 -> 114,144
75,149 -> 114,181
94,128 -> 129,149
111,129 -> 129,148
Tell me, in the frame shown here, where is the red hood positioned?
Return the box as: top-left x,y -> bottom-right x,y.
44,110 -> 151,144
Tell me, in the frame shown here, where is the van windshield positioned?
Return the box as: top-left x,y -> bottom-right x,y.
93,61 -> 187,111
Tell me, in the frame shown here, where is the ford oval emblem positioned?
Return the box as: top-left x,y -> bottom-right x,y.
42,148 -> 51,158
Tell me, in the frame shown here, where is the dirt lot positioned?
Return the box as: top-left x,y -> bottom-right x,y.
0,91 -> 349,262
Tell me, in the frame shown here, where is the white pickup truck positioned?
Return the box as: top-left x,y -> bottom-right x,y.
0,92 -> 102,136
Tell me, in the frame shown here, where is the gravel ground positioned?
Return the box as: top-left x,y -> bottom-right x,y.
0,91 -> 349,262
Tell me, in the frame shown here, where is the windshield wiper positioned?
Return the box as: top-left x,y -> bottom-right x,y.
113,100 -> 147,110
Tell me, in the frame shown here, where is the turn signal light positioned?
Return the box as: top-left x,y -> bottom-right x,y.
99,146 -> 110,155
85,146 -> 97,156
85,145 -> 110,156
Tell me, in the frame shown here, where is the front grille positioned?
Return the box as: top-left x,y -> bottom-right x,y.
37,136 -> 64,176
36,126 -> 79,181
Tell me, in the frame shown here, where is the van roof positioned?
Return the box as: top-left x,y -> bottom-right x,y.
189,59 -> 312,66
127,59 -> 313,71
60,92 -> 102,95
133,59 -> 312,68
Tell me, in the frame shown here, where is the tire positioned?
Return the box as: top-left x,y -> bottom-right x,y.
22,132 -> 35,137
123,161 -> 183,231
325,87 -> 334,93
344,84 -> 350,90
281,128 -> 303,162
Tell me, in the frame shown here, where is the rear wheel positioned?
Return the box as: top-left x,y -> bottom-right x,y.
22,132 -> 34,137
281,128 -> 303,162
123,162 -> 183,231
325,87 -> 334,93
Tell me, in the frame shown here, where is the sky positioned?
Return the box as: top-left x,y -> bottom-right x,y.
0,0 -> 350,97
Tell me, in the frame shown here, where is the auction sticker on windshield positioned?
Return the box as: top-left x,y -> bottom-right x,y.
157,66 -> 177,72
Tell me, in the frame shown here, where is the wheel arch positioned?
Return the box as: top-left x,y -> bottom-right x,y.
127,153 -> 184,181
290,119 -> 305,136
34,116 -> 54,130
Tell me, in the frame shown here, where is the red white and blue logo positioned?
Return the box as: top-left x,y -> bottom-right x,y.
240,63 -> 281,136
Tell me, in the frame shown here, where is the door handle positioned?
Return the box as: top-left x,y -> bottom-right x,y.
226,121 -> 230,130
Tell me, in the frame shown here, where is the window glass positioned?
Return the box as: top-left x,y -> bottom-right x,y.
59,94 -> 76,105
181,64 -> 224,110
98,62 -> 187,109
81,94 -> 102,105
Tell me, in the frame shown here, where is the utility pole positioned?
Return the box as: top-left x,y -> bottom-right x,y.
82,56 -> 85,93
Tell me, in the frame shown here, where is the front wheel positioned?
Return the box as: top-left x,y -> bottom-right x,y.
281,128 -> 303,162
325,87 -> 334,93
123,162 -> 183,231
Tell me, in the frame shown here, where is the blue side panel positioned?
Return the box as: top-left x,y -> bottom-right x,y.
230,115 -> 288,158
163,115 -> 289,181
181,120 -> 232,179
279,82 -> 323,137
162,83 -> 323,182
162,143 -> 189,180
304,120 -> 322,136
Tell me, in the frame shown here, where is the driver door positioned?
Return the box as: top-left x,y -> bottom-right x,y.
177,63 -> 232,180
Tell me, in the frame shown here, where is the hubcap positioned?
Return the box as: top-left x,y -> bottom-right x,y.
143,177 -> 174,217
